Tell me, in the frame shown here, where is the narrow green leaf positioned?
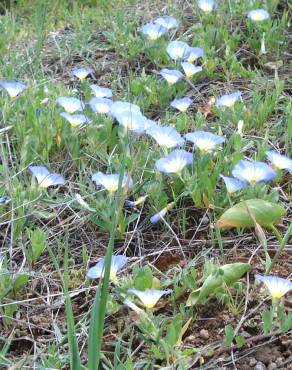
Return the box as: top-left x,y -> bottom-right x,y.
88,287 -> 100,369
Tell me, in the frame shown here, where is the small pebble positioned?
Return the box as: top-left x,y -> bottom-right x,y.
199,329 -> 209,340
200,216 -> 209,225
249,358 -> 257,366
268,363 -> 277,370
275,358 -> 282,366
254,362 -> 266,370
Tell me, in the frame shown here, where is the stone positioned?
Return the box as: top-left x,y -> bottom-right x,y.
254,362 -> 266,370
199,329 -> 209,340
268,363 -> 277,370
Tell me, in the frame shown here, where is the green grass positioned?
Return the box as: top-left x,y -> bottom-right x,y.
0,0 -> 291,368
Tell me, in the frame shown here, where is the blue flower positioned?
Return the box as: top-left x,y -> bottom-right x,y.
220,175 -> 247,194
160,68 -> 183,84
247,9 -> 270,22
0,196 -> 7,205
181,62 -> 203,78
266,151 -> 292,173
57,97 -> 84,114
115,111 -> 148,134
91,172 -> 133,193
71,67 -> 93,80
166,40 -> 190,61
198,0 -> 217,13
125,195 -> 147,207
185,131 -> 225,152
255,275 -> 292,300
150,202 -> 175,224
0,80 -> 26,98
185,47 -> 204,63
89,97 -> 113,114
215,92 -> 241,108
127,288 -> 172,308
60,112 -> 91,127
87,255 -> 127,282
90,84 -> 113,98
110,101 -> 142,120
147,125 -> 184,148
232,160 -> 276,184
155,149 -> 193,174
154,16 -> 179,30
141,22 -> 168,40
170,97 -> 192,112
29,166 -> 65,188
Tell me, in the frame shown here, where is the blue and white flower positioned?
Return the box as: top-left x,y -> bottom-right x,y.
155,149 -> 193,174
143,119 -> 158,131
198,0 -> 216,13
75,193 -> 95,212
215,92 -> 241,108
166,40 -> 190,61
127,288 -> 172,308
125,195 -> 148,207
147,125 -> 184,148
266,151 -> 292,173
110,101 -> 142,120
57,97 -> 84,114
150,202 -> 175,224
170,97 -> 192,112
220,175 -> 247,194
87,255 -> 127,282
141,22 -> 168,40
261,32 -> 266,54
89,97 -> 113,114
255,274 -> 292,300
185,131 -> 225,152
181,62 -> 203,78
154,16 -> 179,30
29,166 -> 65,188
0,80 -> 26,98
60,112 -> 91,127
185,47 -> 204,63
92,172 -> 133,193
71,67 -> 93,80
123,299 -> 145,315
115,111 -> 147,134
232,160 -> 276,184
90,84 -> 113,98
247,9 -> 270,22
160,68 -> 184,85
237,120 -> 244,136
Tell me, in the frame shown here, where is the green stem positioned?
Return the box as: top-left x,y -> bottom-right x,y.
270,224 -> 282,244
269,222 -> 292,272
88,136 -> 129,369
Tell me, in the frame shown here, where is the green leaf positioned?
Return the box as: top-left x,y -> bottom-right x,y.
281,313 -> 292,333
13,273 -> 30,292
26,228 -> 48,265
165,314 -> 183,347
134,266 -> 153,290
4,303 -> 18,324
187,263 -> 250,306
224,325 -> 234,346
262,308 -> 273,335
216,199 -> 285,229
235,335 -> 246,348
